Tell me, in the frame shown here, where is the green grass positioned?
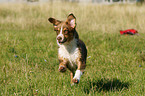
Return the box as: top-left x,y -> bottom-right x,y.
0,2 -> 145,95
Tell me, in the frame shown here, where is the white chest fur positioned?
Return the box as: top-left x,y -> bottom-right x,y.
58,39 -> 80,65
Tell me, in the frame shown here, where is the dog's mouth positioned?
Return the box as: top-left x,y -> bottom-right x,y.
58,38 -> 67,44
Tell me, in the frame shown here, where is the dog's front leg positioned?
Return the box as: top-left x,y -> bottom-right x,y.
72,60 -> 86,84
58,59 -> 68,73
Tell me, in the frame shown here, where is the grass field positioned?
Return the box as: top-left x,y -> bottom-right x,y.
0,2 -> 145,95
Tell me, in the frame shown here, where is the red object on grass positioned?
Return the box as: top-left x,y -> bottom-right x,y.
120,29 -> 138,35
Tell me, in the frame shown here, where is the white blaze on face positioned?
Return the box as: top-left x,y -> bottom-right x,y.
57,24 -> 64,42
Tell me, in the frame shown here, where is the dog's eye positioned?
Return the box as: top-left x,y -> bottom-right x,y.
64,30 -> 68,35
54,28 -> 60,31
54,29 -> 60,35
54,29 -> 59,31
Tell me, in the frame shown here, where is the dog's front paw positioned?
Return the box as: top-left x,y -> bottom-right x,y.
72,78 -> 79,84
59,66 -> 66,72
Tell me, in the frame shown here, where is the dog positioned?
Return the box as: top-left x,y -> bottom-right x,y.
48,13 -> 87,84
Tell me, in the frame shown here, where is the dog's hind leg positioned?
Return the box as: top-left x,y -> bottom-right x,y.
70,72 -> 74,85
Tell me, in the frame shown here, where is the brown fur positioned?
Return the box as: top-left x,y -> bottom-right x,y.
48,13 -> 87,84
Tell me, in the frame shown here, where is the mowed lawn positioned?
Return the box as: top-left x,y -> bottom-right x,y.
0,2 -> 145,95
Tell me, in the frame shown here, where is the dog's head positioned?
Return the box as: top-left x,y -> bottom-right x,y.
48,13 -> 76,45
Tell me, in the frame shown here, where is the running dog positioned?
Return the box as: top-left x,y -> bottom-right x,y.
48,13 -> 87,84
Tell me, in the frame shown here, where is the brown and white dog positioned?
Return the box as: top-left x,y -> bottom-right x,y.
48,13 -> 87,84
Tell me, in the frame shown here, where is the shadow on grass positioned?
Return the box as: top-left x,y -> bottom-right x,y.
84,78 -> 129,94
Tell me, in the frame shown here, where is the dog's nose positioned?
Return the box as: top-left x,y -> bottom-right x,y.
57,36 -> 62,41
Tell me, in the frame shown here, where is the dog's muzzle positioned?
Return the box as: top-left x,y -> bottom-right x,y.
57,36 -> 67,44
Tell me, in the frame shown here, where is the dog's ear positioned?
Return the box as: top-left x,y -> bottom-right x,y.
66,13 -> 76,28
48,17 -> 61,26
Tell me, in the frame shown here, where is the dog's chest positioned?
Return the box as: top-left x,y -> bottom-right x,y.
58,44 -> 80,64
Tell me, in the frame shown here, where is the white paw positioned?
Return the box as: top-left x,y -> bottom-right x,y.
73,70 -> 82,80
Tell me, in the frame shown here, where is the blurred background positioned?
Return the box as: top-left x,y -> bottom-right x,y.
0,0 -> 143,4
